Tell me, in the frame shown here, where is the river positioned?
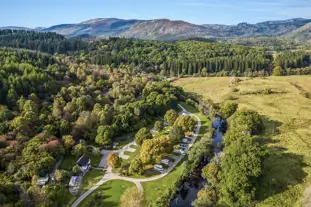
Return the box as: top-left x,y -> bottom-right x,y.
170,119 -> 224,207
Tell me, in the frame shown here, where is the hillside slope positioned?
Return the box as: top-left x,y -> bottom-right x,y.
285,22 -> 311,42
174,76 -> 311,207
41,18 -> 142,37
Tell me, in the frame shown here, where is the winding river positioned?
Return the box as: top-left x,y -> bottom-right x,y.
170,118 -> 224,207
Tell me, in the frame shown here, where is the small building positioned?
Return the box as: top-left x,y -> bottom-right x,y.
37,175 -> 49,186
69,176 -> 78,187
76,155 -> 91,173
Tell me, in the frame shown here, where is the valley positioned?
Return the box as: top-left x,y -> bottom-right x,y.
0,27 -> 311,207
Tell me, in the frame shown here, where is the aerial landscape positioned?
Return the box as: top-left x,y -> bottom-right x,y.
1,0 -> 311,207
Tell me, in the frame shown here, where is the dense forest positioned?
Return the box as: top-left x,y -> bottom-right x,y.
0,30 -> 87,54
0,46 -> 186,205
1,30 -> 311,77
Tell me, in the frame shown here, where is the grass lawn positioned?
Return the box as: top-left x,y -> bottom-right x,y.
79,170 -> 105,193
59,154 -> 76,171
174,76 -> 311,207
78,180 -> 136,207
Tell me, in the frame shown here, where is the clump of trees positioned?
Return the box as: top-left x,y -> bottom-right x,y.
193,108 -> 265,207
134,127 -> 153,146
169,126 -> 184,145
164,109 -> 178,126
219,102 -> 238,119
154,120 -> 164,132
228,109 -> 263,135
129,158 -> 144,175
140,137 -> 173,164
174,115 -> 197,132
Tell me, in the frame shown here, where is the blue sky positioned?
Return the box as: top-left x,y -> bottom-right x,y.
1,0 -> 311,27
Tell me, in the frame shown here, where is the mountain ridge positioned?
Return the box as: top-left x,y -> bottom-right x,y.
1,17 -> 311,41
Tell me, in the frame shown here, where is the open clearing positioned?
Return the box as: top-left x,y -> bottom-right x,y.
78,180 -> 136,207
174,76 -> 311,207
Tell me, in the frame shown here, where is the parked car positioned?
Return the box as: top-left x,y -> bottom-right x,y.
179,143 -> 186,148
154,164 -> 164,172
182,139 -> 188,143
161,159 -> 170,165
179,150 -> 186,156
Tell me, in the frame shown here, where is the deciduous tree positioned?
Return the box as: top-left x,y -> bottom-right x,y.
107,152 -> 121,168
164,109 -> 178,126
134,127 -> 153,146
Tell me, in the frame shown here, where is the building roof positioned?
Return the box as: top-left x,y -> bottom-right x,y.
76,155 -> 90,166
37,175 -> 49,185
69,176 -> 78,186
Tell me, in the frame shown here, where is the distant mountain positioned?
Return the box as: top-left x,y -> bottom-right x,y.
41,18 -> 142,37
203,18 -> 311,37
119,19 -> 210,41
0,26 -> 33,31
285,22 -> 311,42
2,17 -> 311,41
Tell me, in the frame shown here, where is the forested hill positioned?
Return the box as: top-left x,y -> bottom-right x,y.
0,30 -> 87,54
1,30 -> 311,76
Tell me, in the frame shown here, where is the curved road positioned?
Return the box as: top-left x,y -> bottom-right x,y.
71,104 -> 201,207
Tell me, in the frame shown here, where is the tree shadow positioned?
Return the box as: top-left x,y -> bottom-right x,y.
260,115 -> 283,137
256,149 -> 308,201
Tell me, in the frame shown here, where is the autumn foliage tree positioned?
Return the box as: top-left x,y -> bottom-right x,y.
201,162 -> 219,187
140,137 -> 172,164
107,152 -> 121,168
174,115 -> 197,132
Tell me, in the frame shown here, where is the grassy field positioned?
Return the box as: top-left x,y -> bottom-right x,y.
78,180 -> 136,207
142,103 -> 210,204
174,76 -> 311,207
79,170 -> 104,193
